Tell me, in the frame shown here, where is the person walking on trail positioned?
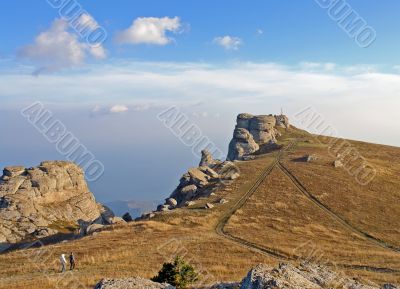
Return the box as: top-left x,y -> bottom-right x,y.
69,252 -> 76,270
60,254 -> 67,273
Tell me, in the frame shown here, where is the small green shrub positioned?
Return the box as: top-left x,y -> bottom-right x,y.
152,256 -> 199,289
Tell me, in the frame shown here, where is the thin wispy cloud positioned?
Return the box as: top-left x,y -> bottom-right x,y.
110,104 -> 129,113
213,36 -> 243,50
115,17 -> 182,45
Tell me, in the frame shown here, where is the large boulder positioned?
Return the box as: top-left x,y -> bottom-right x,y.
199,150 -> 221,167
122,212 -> 133,222
94,277 -> 175,289
0,161 -> 107,245
227,128 -> 259,161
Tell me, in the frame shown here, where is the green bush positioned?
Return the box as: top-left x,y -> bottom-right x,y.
152,256 -> 199,289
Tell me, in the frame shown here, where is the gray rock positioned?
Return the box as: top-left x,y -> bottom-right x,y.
205,203 -> 214,209
0,161 -> 108,244
207,282 -> 241,289
275,114 -> 290,128
305,154 -> 318,162
227,129 -> 259,161
181,185 -> 197,195
334,160 -> 343,168
3,166 -> 25,178
86,224 -> 105,235
198,166 -> 219,179
122,212 -> 133,222
199,150 -> 221,167
94,277 -> 175,289
157,204 -> 170,212
108,217 -> 126,224
227,113 -> 289,161
166,198 -> 178,207
240,263 -> 379,289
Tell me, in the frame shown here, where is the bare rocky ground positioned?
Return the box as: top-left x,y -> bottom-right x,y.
94,262 -> 398,289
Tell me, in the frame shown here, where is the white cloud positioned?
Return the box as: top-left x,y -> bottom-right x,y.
115,17 -> 182,45
110,104 -> 129,113
256,29 -> 264,35
300,62 -> 336,71
18,17 -> 106,74
213,36 -> 242,50
76,13 -> 99,31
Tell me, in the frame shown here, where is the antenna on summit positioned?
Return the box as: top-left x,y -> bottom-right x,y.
280,107 -> 284,115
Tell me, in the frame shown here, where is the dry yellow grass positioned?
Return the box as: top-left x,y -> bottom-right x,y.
0,128 -> 399,288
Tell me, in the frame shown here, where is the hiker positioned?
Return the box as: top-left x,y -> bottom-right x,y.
60,254 -> 67,273
69,252 -> 76,270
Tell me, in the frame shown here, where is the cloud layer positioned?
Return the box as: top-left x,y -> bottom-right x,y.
1,61 -> 400,145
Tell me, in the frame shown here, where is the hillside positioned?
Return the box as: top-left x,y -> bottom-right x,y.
0,126 -> 399,288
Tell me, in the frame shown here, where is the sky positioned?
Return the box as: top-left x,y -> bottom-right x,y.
1,0 -> 400,203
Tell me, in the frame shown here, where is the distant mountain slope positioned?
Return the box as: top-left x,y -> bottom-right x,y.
1,121 -> 399,289
105,200 -> 161,218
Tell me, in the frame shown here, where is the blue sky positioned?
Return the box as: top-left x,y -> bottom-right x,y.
1,0 -> 400,65
1,1 -> 400,204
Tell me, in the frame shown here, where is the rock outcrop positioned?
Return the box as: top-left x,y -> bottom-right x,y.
0,161 -> 111,247
165,153 -> 239,208
137,150 -> 240,218
240,263 -> 379,289
94,277 -> 175,289
227,113 -> 289,161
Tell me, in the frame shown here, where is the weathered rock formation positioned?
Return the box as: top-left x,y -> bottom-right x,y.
227,113 -> 289,161
137,150 -> 239,219
240,263 -> 380,289
0,161 -> 113,247
94,277 -> 175,289
164,152 -> 239,208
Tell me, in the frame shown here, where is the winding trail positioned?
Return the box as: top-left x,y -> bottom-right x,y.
214,140 -> 400,274
277,162 -> 400,254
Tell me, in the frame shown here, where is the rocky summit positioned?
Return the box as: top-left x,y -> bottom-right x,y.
0,161 -> 113,248
227,113 -> 289,160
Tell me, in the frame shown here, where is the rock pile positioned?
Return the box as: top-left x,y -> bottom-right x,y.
239,263 -> 381,289
94,277 -> 175,289
227,113 -> 289,161
0,161 -> 116,247
137,150 -> 239,218
165,150 -> 239,208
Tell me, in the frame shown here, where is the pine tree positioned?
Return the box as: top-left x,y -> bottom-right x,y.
152,256 -> 199,289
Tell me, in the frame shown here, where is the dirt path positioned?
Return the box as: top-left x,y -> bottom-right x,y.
278,162 -> 400,254
214,141 -> 400,274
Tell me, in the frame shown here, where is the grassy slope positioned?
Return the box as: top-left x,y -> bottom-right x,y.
0,128 -> 399,288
